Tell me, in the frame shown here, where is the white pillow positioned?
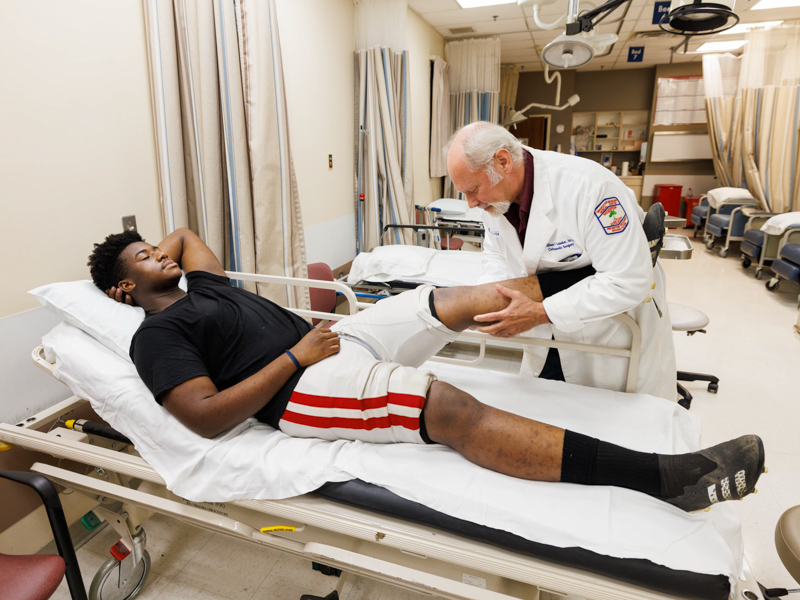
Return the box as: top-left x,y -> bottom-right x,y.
706,187 -> 756,208
428,198 -> 470,215
29,280 -> 145,361
760,211 -> 800,236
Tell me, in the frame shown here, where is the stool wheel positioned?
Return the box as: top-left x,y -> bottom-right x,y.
766,278 -> 780,292
719,248 -> 728,258
708,382 -> 719,393
705,238 -> 715,250
741,255 -> 751,269
755,268 -> 763,280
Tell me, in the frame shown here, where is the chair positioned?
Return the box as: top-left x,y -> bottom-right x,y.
765,231 -> 800,307
0,470 -> 88,600
307,262 -> 337,326
740,212 -> 779,279
704,205 -> 758,258
688,196 -> 710,239
764,505 -> 800,599
668,304 -> 720,410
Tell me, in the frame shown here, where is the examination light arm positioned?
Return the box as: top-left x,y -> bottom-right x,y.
518,94 -> 581,113
565,0 -> 630,34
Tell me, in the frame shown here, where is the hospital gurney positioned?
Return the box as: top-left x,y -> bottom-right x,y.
1,273 -> 763,600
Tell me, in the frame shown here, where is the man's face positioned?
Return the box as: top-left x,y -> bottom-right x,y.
118,241 -> 182,293
448,150 -> 512,217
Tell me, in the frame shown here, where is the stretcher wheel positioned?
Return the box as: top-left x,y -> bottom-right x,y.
89,550 -> 151,600
741,255 -> 752,269
766,279 -> 780,292
705,238 -> 715,250
719,248 -> 728,258
755,268 -> 763,279
708,382 -> 719,393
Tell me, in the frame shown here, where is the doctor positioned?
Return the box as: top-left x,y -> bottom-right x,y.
446,122 -> 676,400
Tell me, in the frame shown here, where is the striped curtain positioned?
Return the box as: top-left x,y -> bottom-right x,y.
429,57 -> 451,178
355,48 -> 415,251
142,0 -> 309,308
443,37 -> 501,198
705,26 -> 800,213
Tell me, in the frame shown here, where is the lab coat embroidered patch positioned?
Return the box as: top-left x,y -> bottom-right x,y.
594,197 -> 629,235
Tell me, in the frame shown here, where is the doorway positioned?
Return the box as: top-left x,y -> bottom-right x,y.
512,114 -> 550,150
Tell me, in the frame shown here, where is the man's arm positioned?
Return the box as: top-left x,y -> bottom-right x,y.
159,328 -> 340,438
157,228 -> 226,277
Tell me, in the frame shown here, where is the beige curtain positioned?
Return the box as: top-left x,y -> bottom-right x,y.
499,64 -> 519,127
702,54 -> 744,188
429,57 -> 451,178
143,0 -> 308,308
737,27 -> 800,213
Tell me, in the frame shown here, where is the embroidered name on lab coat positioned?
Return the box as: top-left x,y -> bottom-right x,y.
594,197 -> 629,235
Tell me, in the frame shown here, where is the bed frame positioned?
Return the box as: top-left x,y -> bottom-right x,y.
0,272 -> 764,600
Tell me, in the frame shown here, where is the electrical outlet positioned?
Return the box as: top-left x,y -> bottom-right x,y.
328,154 -> 333,170
122,215 -> 137,232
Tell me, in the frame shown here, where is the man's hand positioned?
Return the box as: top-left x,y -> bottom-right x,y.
289,329 -> 340,367
473,284 -> 550,337
106,286 -> 135,306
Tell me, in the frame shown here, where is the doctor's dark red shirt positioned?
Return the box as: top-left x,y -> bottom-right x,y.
503,150 -> 534,246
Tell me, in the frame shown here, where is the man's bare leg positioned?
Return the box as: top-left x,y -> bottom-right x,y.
432,276 -> 544,332
421,381 -> 765,512
424,381 -> 563,481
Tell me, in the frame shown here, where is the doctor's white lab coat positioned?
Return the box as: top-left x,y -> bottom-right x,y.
479,147 -> 677,400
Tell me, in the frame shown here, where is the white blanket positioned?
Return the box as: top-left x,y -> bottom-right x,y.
348,246 -> 482,286
42,321 -> 742,587
761,211 -> 800,236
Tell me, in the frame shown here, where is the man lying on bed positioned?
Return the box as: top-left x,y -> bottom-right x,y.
87,228 -> 765,512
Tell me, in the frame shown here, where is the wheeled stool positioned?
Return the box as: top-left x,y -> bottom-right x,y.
668,303 -> 720,410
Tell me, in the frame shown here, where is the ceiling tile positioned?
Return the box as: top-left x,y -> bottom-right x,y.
498,31 -> 535,42
501,39 -> 536,50
408,0 -> 461,14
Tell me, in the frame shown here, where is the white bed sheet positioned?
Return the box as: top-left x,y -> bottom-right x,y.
348,246 -> 483,286
42,321 -> 742,587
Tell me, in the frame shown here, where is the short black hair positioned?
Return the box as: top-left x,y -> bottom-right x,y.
87,231 -> 144,292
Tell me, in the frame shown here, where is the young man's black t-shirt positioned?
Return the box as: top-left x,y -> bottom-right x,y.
129,271 -> 312,428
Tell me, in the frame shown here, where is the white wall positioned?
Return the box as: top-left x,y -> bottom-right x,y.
0,0 -> 162,319
277,1 -> 445,268
406,9 -> 446,207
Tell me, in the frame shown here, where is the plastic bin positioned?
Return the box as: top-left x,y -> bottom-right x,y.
682,196 -> 702,221
652,184 -> 683,217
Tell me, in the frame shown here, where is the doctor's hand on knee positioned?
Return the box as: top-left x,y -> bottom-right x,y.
289,329 -> 340,367
473,284 -> 551,337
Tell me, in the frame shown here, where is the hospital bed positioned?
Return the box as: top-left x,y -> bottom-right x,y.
1,272 -> 766,600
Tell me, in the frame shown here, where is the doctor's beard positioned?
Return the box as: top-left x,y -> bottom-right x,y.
479,201 -> 512,217
477,165 -> 511,216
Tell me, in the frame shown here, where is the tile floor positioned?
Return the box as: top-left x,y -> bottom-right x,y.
53,239 -> 800,600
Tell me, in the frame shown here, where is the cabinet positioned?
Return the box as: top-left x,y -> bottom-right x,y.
572,110 -> 649,153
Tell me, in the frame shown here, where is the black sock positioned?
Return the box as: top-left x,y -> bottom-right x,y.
561,430 -> 661,497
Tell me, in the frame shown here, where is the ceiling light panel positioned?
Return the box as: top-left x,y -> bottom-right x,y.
456,0 -> 515,7
719,20 -> 783,33
694,40 -> 749,52
752,0 -> 800,9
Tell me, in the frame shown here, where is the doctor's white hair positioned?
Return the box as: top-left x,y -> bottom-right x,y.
445,121 -> 525,175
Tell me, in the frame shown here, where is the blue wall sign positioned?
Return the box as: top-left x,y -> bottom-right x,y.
653,1 -> 670,25
628,46 -> 644,62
